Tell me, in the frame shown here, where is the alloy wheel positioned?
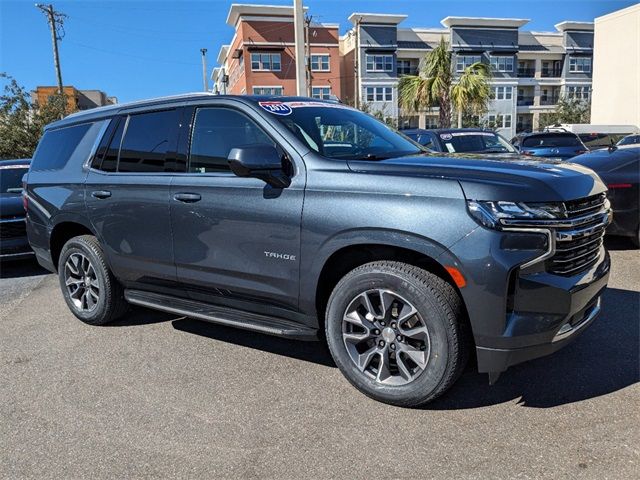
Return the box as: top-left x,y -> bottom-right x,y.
64,252 -> 100,312
342,289 -> 431,386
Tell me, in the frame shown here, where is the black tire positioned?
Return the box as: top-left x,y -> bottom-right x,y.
325,261 -> 469,407
57,235 -> 128,325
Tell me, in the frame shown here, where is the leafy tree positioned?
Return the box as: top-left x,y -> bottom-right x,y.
0,73 -> 70,159
398,38 -> 492,128
539,96 -> 591,128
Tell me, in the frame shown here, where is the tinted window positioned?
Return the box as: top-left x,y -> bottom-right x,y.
579,133 -> 625,149
414,134 -> 434,149
31,123 -> 93,171
118,110 -> 179,173
618,135 -> 640,146
522,133 -> 583,148
438,133 -> 516,153
94,118 -> 124,172
189,108 -> 275,173
0,165 -> 28,193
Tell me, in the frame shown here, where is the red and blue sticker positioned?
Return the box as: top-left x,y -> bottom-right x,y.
258,101 -> 292,116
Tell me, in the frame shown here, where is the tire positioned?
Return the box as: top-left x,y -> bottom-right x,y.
57,235 -> 128,325
325,261 -> 469,407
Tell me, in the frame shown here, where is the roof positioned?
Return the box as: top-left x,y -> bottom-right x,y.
217,45 -> 230,65
397,40 -> 432,49
441,16 -> 530,29
226,4 -> 307,27
554,21 -> 594,32
348,13 -> 407,25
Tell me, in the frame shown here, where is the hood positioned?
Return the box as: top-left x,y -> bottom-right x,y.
0,194 -> 25,219
347,153 -> 607,202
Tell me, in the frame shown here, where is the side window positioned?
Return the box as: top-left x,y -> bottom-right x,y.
189,108 -> 275,173
31,123 -> 93,171
100,118 -> 125,172
118,109 -> 179,173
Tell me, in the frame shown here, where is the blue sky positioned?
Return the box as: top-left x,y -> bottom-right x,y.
1,0 -> 636,103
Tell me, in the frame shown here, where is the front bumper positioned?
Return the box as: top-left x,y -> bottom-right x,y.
443,226 -> 610,374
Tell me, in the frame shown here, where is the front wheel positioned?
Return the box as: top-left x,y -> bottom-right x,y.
58,235 -> 128,325
325,261 -> 469,407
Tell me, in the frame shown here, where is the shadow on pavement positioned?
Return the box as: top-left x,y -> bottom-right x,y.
108,307 -> 183,327
172,318 -> 336,368
429,287 -> 639,410
604,235 -> 638,251
0,258 -> 50,279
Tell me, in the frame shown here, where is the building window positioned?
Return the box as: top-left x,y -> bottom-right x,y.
569,57 -> 591,73
365,87 -> 393,102
252,86 -> 283,96
456,55 -> 482,72
425,116 -> 438,129
493,86 -> 513,100
311,86 -> 331,99
567,86 -> 590,100
397,59 -> 414,76
490,56 -> 514,72
250,53 -> 281,71
488,114 -> 511,129
366,55 -> 393,72
311,54 -> 330,72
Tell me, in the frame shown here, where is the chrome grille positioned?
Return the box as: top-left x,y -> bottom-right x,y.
0,218 -> 27,239
547,193 -> 608,276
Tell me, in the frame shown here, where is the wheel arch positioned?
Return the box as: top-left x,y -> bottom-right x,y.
49,218 -> 97,270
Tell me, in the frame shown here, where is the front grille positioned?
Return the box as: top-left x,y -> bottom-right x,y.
0,218 -> 27,239
547,193 -> 608,276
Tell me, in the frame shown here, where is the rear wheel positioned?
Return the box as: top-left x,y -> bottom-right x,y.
58,235 -> 128,325
325,261 -> 469,407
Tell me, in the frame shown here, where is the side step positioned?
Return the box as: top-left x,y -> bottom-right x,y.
125,290 -> 318,341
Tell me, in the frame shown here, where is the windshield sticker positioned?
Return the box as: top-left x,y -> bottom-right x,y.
440,133 -> 453,140
450,132 -> 495,137
286,101 -> 350,110
259,101 -> 293,116
444,143 -> 456,153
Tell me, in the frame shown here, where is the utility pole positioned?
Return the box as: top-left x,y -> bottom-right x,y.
293,0 -> 306,96
354,16 -> 361,109
304,14 -> 312,97
200,48 -> 208,92
36,4 -> 66,96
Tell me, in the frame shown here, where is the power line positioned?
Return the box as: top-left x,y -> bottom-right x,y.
64,40 -> 200,67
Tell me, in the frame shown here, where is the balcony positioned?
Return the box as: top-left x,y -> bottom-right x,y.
517,96 -> 535,106
516,123 -> 533,133
517,67 -> 535,78
540,96 -> 559,106
541,69 -> 562,78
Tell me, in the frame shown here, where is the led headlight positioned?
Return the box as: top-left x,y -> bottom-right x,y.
467,200 -> 565,229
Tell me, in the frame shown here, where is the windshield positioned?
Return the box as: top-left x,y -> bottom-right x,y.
616,135 -> 640,146
522,133 -> 583,148
579,133 -> 626,149
0,165 -> 28,194
270,103 -> 424,160
437,132 -> 517,153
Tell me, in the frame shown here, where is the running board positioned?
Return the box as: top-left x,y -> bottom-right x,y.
125,290 -> 318,341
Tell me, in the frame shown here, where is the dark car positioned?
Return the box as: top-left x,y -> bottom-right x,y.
0,159 -> 33,260
402,128 -> 518,154
571,145 -> 639,247
511,132 -> 588,159
617,134 -> 640,146
25,94 -> 611,407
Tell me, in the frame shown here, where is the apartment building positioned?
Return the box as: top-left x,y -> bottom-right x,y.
212,4 -> 341,99
32,86 -> 117,111
341,15 -> 594,138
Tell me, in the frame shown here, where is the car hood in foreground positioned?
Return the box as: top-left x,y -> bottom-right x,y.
347,153 -> 606,202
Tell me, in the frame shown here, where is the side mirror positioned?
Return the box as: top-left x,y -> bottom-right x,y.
227,144 -> 291,188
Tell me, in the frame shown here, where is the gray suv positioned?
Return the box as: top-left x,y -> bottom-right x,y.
25,94 -> 611,407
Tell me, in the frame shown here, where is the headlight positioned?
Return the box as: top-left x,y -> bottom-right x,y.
467,200 -> 565,229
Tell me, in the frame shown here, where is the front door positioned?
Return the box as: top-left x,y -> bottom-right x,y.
170,105 -> 305,313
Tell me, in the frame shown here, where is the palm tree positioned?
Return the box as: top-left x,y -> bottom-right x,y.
398,38 -> 492,129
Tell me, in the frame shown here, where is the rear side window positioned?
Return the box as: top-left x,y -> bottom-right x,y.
522,133 -> 583,148
118,109 -> 180,173
0,165 -> 28,193
31,123 -> 93,171
189,108 -> 275,173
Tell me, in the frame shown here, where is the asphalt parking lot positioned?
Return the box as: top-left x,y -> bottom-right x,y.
1,240 -> 638,479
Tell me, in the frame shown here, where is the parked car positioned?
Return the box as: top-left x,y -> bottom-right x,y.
544,124 -> 638,150
571,145 -> 639,247
402,128 -> 518,154
25,94 -> 611,407
511,132 -> 588,159
617,134 -> 640,146
0,159 -> 33,260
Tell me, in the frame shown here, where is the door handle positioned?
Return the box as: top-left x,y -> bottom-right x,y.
173,192 -> 201,203
91,190 -> 112,199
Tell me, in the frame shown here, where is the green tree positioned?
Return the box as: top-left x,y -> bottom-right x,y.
0,73 -> 69,159
398,38 -> 492,129
539,96 -> 591,129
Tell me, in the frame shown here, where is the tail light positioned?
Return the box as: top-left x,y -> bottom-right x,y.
607,183 -> 632,189
521,150 -> 535,155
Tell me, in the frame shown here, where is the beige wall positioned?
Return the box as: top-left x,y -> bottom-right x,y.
591,4 -> 640,127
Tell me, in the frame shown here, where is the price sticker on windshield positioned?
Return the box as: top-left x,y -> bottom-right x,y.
258,101 -> 293,116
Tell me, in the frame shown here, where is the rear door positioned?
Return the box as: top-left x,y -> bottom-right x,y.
85,108 -> 184,293
170,103 -> 305,313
